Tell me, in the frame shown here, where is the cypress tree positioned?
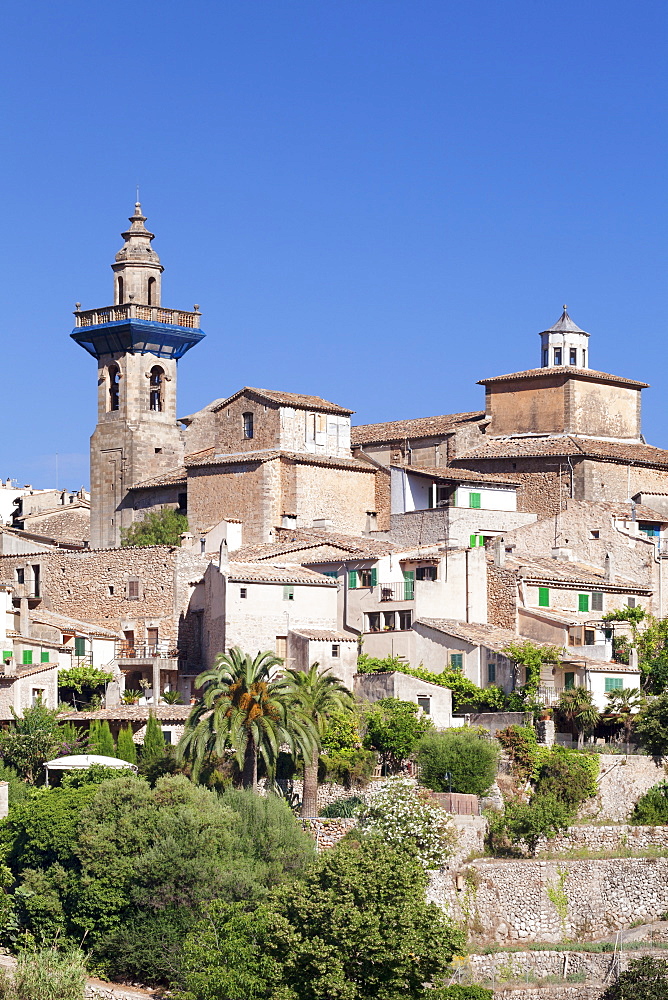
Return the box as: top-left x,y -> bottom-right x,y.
88,720 -> 100,754
96,720 -> 116,758
142,711 -> 165,764
116,725 -> 138,765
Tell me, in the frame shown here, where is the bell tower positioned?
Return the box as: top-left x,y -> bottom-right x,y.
72,203 -> 205,548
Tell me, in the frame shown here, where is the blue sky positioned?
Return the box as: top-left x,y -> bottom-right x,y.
0,1 -> 665,489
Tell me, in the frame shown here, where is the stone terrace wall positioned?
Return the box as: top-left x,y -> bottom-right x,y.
537,823 -> 668,856
579,754 -> 666,822
465,946 -> 666,986
487,562 -> 518,629
429,856 -> 668,945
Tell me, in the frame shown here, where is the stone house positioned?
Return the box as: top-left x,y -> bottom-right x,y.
355,670 -> 453,728
410,619 -> 525,692
60,704 -> 192,746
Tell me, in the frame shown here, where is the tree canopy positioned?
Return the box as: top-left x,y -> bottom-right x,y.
121,508 -> 188,547
416,728 -> 499,797
363,698 -> 433,772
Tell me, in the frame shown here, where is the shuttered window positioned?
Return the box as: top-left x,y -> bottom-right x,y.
74,636 -> 86,656
487,660 -> 496,684
450,653 -> 463,672
348,570 -> 357,589
403,569 -> 414,600
564,672 -> 575,690
591,592 -> 603,612
128,579 -> 140,599
605,677 -> 624,692
578,594 -> 589,613
40,651 -> 50,663
469,492 -> 481,509
283,586 -> 294,601
22,650 -> 32,666
538,587 -> 550,607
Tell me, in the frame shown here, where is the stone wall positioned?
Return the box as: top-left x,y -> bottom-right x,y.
580,753 -> 666,822
536,823 -> 668,857
301,817 -> 358,850
429,856 -> 668,945
487,562 -> 518,628
453,459 -> 572,517
187,458 -> 277,542
21,506 -> 90,544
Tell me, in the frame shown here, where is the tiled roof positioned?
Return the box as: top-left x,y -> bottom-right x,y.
59,705 -> 192,722
414,618 -> 539,650
540,308 -> 588,336
351,411 -> 485,446
0,662 -> 60,682
30,609 -> 120,638
478,368 -> 649,388
185,449 -> 373,473
231,529 -> 397,564
559,656 -> 640,674
130,467 -> 187,490
17,500 -> 90,519
393,464 -> 520,487
503,555 -> 650,592
290,629 -> 357,642
212,387 -> 353,416
228,562 -> 338,585
454,435 -> 668,470
519,607 -> 605,626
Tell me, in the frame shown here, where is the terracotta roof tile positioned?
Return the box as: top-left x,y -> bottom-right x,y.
30,609 -> 120,638
455,435 -> 668,470
503,555 -> 651,592
477,367 -> 649,388
393,464 -> 520,486
59,705 -> 192,721
212,387 -> 353,416
351,411 -> 485,446
227,562 -> 338,585
414,618 -> 538,650
185,450 -> 373,473
130,467 -> 187,489
289,629 -> 357,641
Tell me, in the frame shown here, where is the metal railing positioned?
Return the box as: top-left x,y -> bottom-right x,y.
378,582 -> 414,602
74,303 -> 201,329
115,641 -> 179,659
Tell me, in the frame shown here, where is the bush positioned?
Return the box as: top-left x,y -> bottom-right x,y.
320,749 -> 377,787
631,782 -> 668,825
598,955 -> 668,998
358,778 -> 454,868
0,947 -> 87,1000
320,796 -> 364,818
431,988 -> 493,1000
488,793 -> 572,856
533,747 -> 599,811
121,508 -> 188,547
363,698 -> 433,772
496,725 -> 539,780
417,729 -> 499,797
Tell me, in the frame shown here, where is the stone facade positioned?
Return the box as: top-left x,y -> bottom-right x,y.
578,753 -> 667,822
487,562 -> 518,629
17,504 -> 90,544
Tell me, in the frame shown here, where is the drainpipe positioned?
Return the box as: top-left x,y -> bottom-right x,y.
465,549 -> 471,623
566,456 -> 574,499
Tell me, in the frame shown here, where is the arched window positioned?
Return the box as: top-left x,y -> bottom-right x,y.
149,366 -> 164,412
109,365 -> 120,411
117,276 -> 124,304
242,412 -> 254,439
147,277 -> 156,305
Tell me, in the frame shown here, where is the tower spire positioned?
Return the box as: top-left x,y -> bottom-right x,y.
113,201 -> 163,305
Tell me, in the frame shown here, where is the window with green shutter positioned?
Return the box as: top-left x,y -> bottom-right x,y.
348,570 -> 357,589
487,660 -> 496,684
74,636 -> 86,656
402,569 -> 414,600
564,671 -> 575,690
605,677 -> 624,692
2,652 -> 12,663
283,586 -> 295,601
469,492 -> 481,509
40,651 -> 50,663
538,587 -> 550,607
22,650 -> 32,666
322,571 -> 338,579
450,653 -> 463,672
578,594 -> 589,613
370,567 -> 378,588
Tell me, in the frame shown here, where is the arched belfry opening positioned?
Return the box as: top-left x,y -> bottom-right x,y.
108,365 -> 120,411
117,276 -> 124,304
149,366 -> 164,412
147,276 -> 156,305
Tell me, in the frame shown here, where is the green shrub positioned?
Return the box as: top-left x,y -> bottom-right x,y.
533,747 -> 599,810
121,508 -> 188,547
488,793 -> 572,856
363,698 -> 433,772
599,954 -> 668,998
320,796 -> 364,818
116,726 -> 138,765
358,778 -> 454,868
320,749 -> 377,787
631,782 -> 668,825
431,987 -> 493,999
0,947 -> 87,1000
417,729 -> 499,797
496,725 -> 539,780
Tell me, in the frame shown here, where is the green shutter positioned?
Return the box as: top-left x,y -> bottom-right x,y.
469,492 -> 481,509
578,594 -> 589,613
370,567 -> 378,587
450,653 -> 463,672
348,570 -> 357,590
2,652 -> 11,663
322,571 -> 338,579
283,586 -> 294,601
564,671 -> 575,690
75,636 -> 86,656
470,534 -> 477,548
402,569 -> 414,600
538,587 -> 550,607
22,650 -> 32,666
487,661 -> 496,684
605,677 -> 624,692
40,651 -> 50,663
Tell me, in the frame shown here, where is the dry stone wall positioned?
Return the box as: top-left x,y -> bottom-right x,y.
579,753 -> 666,822
465,946 -> 665,985
537,823 -> 668,856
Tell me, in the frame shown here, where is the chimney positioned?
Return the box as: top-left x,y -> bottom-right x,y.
494,537 -> 506,568
604,552 -> 613,582
19,597 -> 29,641
629,647 -> 638,670
218,537 -> 230,574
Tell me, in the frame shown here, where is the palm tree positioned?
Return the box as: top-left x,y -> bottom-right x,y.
557,687 -> 600,748
177,647 -> 318,789
602,687 -> 646,750
275,663 -> 354,817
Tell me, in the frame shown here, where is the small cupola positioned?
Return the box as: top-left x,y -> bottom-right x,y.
111,201 -> 164,307
539,307 -> 590,369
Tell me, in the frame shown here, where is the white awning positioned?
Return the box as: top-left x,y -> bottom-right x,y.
44,754 -> 137,772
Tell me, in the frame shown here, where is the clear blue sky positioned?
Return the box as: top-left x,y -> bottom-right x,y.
0,1 -> 665,489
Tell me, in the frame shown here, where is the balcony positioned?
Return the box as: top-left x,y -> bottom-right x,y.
378,582 -> 414,602
115,642 -> 179,670
74,303 -> 201,330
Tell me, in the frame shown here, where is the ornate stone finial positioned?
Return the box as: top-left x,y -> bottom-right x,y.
193,304 -> 200,312
562,304 -> 568,312
75,302 -> 81,311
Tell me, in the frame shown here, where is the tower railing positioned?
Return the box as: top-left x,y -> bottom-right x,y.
74,303 -> 201,329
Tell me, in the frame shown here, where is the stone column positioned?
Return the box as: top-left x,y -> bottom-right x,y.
0,782 -> 9,819
537,719 -> 555,746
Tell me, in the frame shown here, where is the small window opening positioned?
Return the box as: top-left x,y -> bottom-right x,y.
128,579 -> 140,599
242,412 -> 254,439
417,696 -> 431,715
149,366 -> 164,412
155,447 -> 162,454
554,348 -> 562,365
147,277 -> 156,305
283,586 -> 294,601
569,348 -> 577,365
590,529 -> 600,539
109,365 -> 120,411
16,568 -> 24,585
240,587 -> 247,599
331,644 -> 340,658
117,276 -> 124,304
366,612 -> 380,633
627,596 -> 636,609
543,349 -> 548,367
108,585 -> 114,595
582,349 -> 587,367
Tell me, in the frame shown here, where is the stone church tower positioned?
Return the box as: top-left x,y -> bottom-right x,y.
72,203 -> 205,548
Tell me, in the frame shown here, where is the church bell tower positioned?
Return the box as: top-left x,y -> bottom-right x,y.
72,203 -> 205,548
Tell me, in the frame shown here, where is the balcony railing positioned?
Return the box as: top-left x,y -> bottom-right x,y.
74,303 -> 201,330
115,642 -> 179,660
378,582 -> 414,602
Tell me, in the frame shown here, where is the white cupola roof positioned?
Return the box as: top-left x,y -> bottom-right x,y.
539,307 -> 590,369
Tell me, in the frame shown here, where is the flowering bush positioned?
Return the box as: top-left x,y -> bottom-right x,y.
359,778 -> 455,868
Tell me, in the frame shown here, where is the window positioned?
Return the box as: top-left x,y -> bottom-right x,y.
109,365 -> 120,411
331,644 -> 340,658
108,585 -> 114,596
147,628 -> 158,651
417,696 -> 431,715
582,350 -> 587,367
283,586 -> 294,601
487,660 -> 496,684
242,412 -> 254,439
590,530 -> 600,539
554,348 -> 562,365
275,636 -> 287,659
592,592 -> 603,611
128,579 -> 140,599
627,596 -> 636,609
569,349 -> 577,365
22,650 -> 32,666
564,671 -> 575,690
162,729 -> 172,744
543,349 -> 548,367
415,566 -> 437,581
383,611 -> 396,631
31,688 -> 44,707
147,276 -> 156,305
538,587 -> 550,607
349,569 -> 377,588
149,366 -> 164,412
450,653 -> 463,672
16,568 -> 24,585
584,629 -> 595,645
117,276 -> 124,304
398,610 -> 412,630
32,565 -> 40,597
605,676 -> 624,692
469,492 -> 481,509
40,650 -> 50,663
74,636 -> 86,657
402,569 -> 414,600
178,493 -> 187,512
578,594 -> 589,612
469,534 -> 484,547
366,613 -> 381,632
154,447 -> 162,454
240,587 -> 247,599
